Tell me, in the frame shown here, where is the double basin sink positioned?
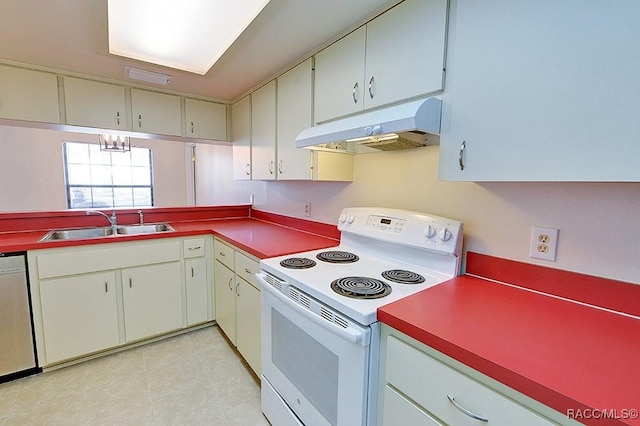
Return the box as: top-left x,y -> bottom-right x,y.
40,224 -> 175,242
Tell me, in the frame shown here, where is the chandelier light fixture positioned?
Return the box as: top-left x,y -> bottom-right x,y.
99,134 -> 131,153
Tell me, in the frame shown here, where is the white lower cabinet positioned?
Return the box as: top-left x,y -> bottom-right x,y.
213,238 -> 261,375
122,262 -> 182,342
28,236 -> 213,367
39,271 -> 119,364
379,326 -> 565,426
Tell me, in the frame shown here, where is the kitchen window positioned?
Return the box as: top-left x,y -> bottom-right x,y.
63,141 -> 154,209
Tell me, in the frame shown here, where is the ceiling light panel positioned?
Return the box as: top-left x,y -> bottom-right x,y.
108,0 -> 271,75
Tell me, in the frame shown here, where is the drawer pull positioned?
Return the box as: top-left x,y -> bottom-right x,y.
188,246 -> 202,251
219,252 -> 226,257
245,268 -> 251,274
447,395 -> 488,422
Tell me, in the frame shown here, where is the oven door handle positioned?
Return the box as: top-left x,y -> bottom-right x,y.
257,273 -> 370,347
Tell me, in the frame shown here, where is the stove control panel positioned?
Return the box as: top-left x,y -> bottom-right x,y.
338,207 -> 463,256
365,215 -> 406,233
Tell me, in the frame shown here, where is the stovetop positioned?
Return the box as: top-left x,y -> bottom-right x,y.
259,207 -> 464,326
260,246 -> 453,326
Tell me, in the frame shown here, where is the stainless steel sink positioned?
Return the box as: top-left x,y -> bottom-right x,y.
40,227 -> 115,241
115,224 -> 175,235
40,223 -> 175,241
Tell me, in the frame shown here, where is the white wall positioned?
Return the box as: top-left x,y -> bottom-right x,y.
195,144 -> 640,284
0,125 -> 189,212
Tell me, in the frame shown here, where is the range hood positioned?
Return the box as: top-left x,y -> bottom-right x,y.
295,97 -> 442,153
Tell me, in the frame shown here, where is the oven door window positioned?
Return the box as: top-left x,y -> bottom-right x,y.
261,286 -> 371,426
273,309 -> 339,424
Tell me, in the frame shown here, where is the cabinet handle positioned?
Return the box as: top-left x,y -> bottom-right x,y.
138,114 -> 142,128
191,267 -> 194,277
219,251 -> 225,257
105,281 -> 108,293
228,278 -> 233,291
352,82 -> 359,104
190,121 -> 194,134
236,283 -> 240,297
116,111 -> 120,125
245,268 -> 251,274
188,246 -> 202,251
245,163 -> 250,176
447,395 -> 488,422
268,160 -> 274,175
278,160 -> 283,175
129,277 -> 133,288
458,140 -> 466,171
368,76 -> 375,99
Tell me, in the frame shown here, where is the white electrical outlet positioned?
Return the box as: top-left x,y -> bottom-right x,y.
530,226 -> 559,261
304,202 -> 311,217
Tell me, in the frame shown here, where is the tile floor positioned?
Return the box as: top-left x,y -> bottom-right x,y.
0,325 -> 269,425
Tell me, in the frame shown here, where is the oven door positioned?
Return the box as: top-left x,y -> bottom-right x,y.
258,272 -> 372,426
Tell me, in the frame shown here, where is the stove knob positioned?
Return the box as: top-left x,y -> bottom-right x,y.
339,213 -> 347,223
424,224 -> 436,238
439,227 -> 452,242
347,214 -> 355,224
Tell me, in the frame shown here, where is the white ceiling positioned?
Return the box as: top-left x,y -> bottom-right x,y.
0,0 -> 398,103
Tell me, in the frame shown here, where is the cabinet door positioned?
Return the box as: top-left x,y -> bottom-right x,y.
251,80 -> 277,180
0,66 -> 60,123
232,95 -> 252,180
314,26 -> 366,123
39,271 -> 119,364
64,77 -> 127,130
185,98 -> 227,140
130,88 -> 182,136
439,0 -> 640,181
214,260 -> 236,344
236,277 -> 261,376
365,0 -> 447,109
276,59 -> 313,180
122,262 -> 182,342
185,257 -> 209,326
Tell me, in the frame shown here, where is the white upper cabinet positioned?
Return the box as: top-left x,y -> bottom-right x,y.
277,58 -> 313,180
64,77 -> 127,130
130,88 -> 182,136
314,26 -> 367,123
184,98 -> 227,140
314,0 -> 448,123
0,65 -> 60,124
439,0 -> 640,181
232,95 -> 252,180
251,80 -> 277,180
365,0 -> 447,109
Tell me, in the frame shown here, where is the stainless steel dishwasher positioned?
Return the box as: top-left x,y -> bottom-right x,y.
0,252 -> 40,382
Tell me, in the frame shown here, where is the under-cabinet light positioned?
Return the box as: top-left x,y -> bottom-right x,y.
108,0 -> 271,75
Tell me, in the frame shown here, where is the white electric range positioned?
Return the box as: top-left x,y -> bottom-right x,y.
257,207 -> 464,426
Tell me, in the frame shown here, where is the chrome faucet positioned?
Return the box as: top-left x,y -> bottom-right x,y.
87,209 -> 118,233
137,210 -> 144,225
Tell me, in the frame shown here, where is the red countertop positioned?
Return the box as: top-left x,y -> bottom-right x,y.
0,206 -> 339,258
378,253 -> 640,426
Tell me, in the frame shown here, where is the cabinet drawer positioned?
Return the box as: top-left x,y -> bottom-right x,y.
235,252 -> 259,290
385,336 -> 554,426
183,238 -> 205,258
383,386 -> 442,426
214,239 -> 234,269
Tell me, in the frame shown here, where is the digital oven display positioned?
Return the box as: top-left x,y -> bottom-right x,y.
380,218 -> 392,225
